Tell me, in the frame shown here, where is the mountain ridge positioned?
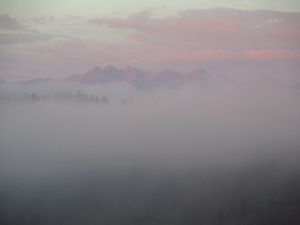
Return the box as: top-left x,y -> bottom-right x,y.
11,65 -> 291,89
65,65 -> 212,88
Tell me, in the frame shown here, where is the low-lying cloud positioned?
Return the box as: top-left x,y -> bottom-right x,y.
1,82 -> 299,168
0,82 -> 300,224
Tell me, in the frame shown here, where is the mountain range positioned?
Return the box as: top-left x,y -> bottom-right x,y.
65,65 -> 212,89
1,65 -> 299,89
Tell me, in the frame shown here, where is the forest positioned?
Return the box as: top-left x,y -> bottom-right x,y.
1,150 -> 299,225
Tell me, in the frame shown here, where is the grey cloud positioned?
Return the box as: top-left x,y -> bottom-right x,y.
33,16 -> 50,24
0,14 -> 55,45
68,15 -> 81,19
32,15 -> 57,24
0,32 -> 53,45
0,14 -> 26,31
32,15 -> 72,24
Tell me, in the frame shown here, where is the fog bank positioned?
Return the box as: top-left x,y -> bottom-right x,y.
0,83 -> 300,224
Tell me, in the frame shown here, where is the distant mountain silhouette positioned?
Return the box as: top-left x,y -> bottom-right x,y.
186,68 -> 211,82
0,79 -> 7,84
247,73 -> 284,88
290,82 -> 300,90
20,78 -> 61,85
12,65 -> 291,90
66,65 -> 212,88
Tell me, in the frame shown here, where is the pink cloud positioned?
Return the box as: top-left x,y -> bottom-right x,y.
88,8 -> 300,44
88,10 -> 239,41
24,39 -> 298,77
134,48 -> 237,65
126,33 -> 150,43
55,40 -> 85,49
244,49 -> 299,59
180,49 -> 237,60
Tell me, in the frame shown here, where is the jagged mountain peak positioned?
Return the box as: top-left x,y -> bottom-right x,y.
90,66 -> 101,71
188,68 -> 207,73
66,65 -> 213,87
20,78 -> 60,85
104,65 -> 117,70
62,65 -> 286,89
254,73 -> 283,86
125,65 -> 132,70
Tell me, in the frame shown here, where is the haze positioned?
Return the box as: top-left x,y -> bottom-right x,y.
1,81 -> 300,224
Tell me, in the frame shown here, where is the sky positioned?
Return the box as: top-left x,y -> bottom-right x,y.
0,0 -> 300,83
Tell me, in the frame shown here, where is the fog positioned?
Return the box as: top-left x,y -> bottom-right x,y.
1,82 -> 300,224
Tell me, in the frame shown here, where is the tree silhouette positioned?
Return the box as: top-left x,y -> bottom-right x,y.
77,90 -> 82,101
101,96 -> 109,103
30,92 -> 36,100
